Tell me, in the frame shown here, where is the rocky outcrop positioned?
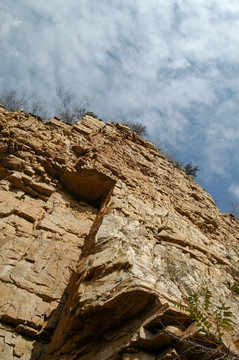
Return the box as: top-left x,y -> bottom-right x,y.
0,105 -> 238,359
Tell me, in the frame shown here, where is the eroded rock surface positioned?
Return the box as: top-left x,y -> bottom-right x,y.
0,106 -> 238,359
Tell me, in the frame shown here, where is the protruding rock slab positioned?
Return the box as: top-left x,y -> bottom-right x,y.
60,168 -> 116,207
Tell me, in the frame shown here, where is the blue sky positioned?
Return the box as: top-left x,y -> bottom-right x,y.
1,0 -> 239,213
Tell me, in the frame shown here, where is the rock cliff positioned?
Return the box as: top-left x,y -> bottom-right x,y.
0,106 -> 238,360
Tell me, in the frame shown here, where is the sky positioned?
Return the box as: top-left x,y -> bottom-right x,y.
1,0 -> 239,214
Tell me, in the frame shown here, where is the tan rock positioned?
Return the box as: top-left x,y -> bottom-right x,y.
0,189 -> 20,216
0,109 -> 238,360
16,198 -> 44,222
123,352 -> 155,360
30,180 -> 55,196
4,214 -> 34,235
1,154 -> 23,170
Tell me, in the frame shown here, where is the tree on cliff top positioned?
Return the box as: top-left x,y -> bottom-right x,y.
228,201 -> 239,220
55,85 -> 89,124
0,88 -> 48,119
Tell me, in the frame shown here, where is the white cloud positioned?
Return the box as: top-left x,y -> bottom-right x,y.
229,185 -> 239,201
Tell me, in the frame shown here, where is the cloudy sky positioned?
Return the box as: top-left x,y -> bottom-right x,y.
1,0 -> 239,213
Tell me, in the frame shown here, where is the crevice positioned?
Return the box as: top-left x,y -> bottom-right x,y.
83,183 -> 116,256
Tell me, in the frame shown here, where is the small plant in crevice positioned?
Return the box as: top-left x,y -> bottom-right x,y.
123,121 -> 147,137
183,162 -> 200,177
231,281 -> 239,295
175,288 -> 233,340
175,160 -> 200,177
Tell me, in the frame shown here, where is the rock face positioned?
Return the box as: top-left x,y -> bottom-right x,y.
0,106 -> 238,360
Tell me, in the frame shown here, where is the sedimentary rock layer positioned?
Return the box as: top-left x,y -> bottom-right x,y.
0,106 -> 238,359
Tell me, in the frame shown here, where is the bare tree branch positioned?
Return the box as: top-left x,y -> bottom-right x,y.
0,88 -> 48,119
55,85 -> 89,123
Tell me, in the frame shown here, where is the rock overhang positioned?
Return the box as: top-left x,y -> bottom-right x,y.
60,168 -> 116,208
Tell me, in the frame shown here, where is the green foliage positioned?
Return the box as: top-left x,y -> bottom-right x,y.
231,281 -> 239,295
183,162 -> 200,177
175,288 -> 233,339
214,303 -> 233,338
174,160 -> 199,177
175,160 -> 184,169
